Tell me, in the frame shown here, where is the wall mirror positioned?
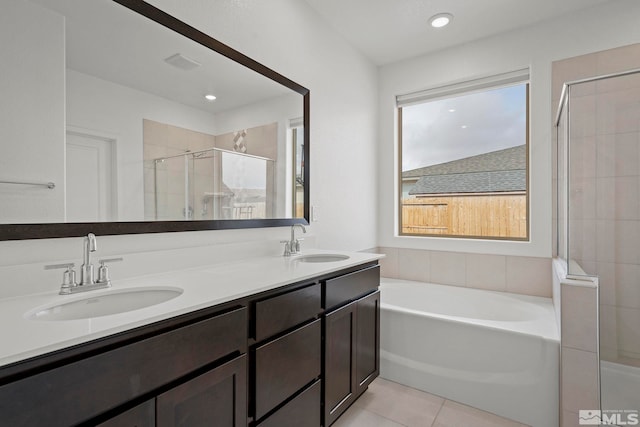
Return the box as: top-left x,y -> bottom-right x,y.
0,0 -> 309,240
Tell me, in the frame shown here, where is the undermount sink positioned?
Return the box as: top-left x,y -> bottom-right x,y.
295,254 -> 350,263
26,287 -> 183,321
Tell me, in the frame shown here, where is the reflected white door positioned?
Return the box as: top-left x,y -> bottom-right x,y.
66,131 -> 115,222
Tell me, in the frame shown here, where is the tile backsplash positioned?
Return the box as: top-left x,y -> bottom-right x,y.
376,246 -> 552,298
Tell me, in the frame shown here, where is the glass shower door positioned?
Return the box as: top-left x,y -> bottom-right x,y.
561,69 -> 640,414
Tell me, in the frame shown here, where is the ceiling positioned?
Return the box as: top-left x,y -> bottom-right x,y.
302,0 -> 614,65
30,0 -> 294,115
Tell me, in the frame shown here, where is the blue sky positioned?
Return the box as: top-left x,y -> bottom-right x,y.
401,84 -> 527,172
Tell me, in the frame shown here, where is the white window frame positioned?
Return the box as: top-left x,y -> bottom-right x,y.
396,69 -> 530,241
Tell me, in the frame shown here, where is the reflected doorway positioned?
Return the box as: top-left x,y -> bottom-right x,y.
65,130 -> 116,222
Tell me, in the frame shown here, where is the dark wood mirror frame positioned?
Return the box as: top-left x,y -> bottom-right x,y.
0,0 -> 310,241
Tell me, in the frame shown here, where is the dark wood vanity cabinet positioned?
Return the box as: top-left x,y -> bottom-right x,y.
324,266 -> 381,426
250,263 -> 380,427
96,400 -> 155,427
157,355 -> 247,427
96,350 -> 247,427
354,290 -> 381,394
251,282 -> 323,426
0,305 -> 248,427
0,262 -> 380,427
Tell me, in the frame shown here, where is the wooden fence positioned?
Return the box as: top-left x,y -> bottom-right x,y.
401,194 -> 527,239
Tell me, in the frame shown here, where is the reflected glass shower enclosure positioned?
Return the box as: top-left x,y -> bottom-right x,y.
153,147 -> 275,221
556,68 -> 640,413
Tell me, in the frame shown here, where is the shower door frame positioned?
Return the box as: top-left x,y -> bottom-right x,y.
555,67 -> 640,280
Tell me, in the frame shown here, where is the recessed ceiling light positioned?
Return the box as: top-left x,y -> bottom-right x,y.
430,13 -> 453,28
461,125 -> 468,129
204,94 -> 217,101
448,108 -> 456,113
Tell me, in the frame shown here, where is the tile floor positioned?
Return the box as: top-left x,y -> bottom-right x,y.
333,378 -> 530,427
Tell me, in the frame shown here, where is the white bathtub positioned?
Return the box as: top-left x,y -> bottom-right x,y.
379,278 -> 559,427
601,361 -> 640,412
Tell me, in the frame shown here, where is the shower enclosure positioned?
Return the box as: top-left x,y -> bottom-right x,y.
556,68 -> 640,413
153,147 -> 275,221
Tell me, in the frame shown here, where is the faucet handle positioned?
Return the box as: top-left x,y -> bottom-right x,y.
280,240 -> 292,256
44,263 -> 78,292
44,262 -> 75,271
294,238 -> 304,253
97,258 -> 123,284
98,257 -> 123,265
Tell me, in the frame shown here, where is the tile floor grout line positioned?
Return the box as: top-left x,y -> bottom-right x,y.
361,407 -> 410,427
429,398 -> 447,427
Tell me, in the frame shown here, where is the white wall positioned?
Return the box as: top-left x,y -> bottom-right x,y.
0,0 -> 378,271
145,0 -> 379,251
0,1 -> 64,223
377,0 -> 640,258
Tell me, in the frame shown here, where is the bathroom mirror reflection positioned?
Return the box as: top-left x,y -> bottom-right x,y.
0,0 -> 308,236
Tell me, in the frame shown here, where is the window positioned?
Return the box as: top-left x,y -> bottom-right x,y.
397,70 -> 529,240
289,117 -> 305,218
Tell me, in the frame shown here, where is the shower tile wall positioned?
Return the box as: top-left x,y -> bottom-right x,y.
554,44 -> 640,366
552,43 -> 640,426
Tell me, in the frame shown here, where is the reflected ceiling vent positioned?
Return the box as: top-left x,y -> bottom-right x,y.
164,53 -> 201,70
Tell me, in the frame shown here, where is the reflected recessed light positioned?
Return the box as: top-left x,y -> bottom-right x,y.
430,13 -> 453,28
461,125 -> 468,129
448,108 -> 456,113
204,94 -> 217,101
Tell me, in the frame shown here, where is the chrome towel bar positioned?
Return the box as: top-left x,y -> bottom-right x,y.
0,180 -> 55,189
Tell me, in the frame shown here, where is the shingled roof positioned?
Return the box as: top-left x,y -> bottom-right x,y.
403,145 -> 526,178
406,145 -> 526,195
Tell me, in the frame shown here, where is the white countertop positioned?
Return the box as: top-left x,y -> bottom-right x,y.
0,250 -> 383,369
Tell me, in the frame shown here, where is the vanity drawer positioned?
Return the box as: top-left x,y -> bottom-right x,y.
255,283 -> 321,341
96,400 -> 155,427
325,265 -> 379,310
0,306 -> 247,427
254,319 -> 321,420
258,379 -> 321,427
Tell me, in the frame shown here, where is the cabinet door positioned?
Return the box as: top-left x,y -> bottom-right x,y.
96,400 -> 155,427
324,301 -> 356,426
157,355 -> 247,427
355,290 -> 380,397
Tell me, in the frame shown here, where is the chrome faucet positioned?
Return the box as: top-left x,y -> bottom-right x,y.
45,233 -> 123,294
281,224 -> 306,256
81,233 -> 97,285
